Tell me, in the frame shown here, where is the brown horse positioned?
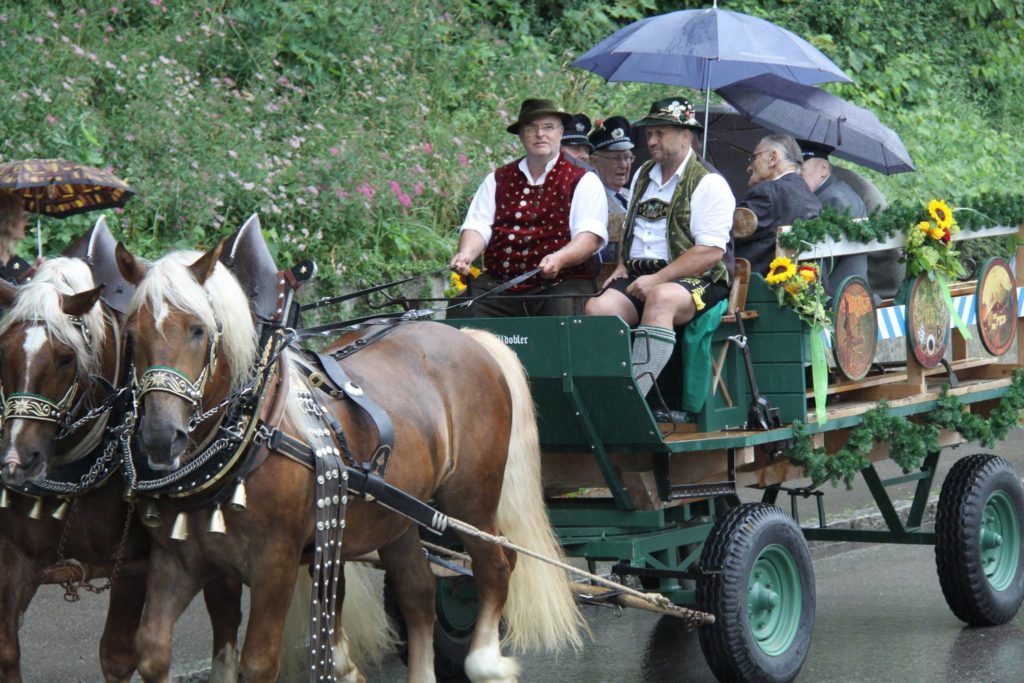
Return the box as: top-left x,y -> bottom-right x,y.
115,242 -> 584,683
0,257 -> 243,683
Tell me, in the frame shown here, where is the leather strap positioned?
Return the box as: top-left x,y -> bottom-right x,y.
314,351 -> 394,477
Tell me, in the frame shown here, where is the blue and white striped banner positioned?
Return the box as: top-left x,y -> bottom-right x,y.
872,286 -> 1023,340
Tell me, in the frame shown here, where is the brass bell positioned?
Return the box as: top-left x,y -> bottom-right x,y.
27,497 -> 44,520
170,511 -> 189,541
226,482 -> 247,512
208,504 -> 226,535
0,488 -> 9,509
141,500 -> 162,528
51,499 -> 70,521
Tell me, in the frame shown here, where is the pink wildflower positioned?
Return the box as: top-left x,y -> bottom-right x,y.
356,183 -> 375,200
45,115 -> 58,125
389,180 -> 402,197
413,181 -> 424,196
458,153 -> 469,167
329,147 -> 340,157
399,194 -> 412,208
421,142 -> 433,155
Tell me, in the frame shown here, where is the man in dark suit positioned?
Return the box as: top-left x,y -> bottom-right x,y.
735,133 -> 822,275
799,140 -> 869,295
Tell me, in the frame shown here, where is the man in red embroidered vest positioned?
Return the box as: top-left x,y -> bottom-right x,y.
585,97 -> 735,409
448,98 -> 608,317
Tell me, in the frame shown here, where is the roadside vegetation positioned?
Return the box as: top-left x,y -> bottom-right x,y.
1,0 -> 1021,291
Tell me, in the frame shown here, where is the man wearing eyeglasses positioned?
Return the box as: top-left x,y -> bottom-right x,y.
734,133 -> 822,276
585,97 -> 735,403
449,98 -> 608,317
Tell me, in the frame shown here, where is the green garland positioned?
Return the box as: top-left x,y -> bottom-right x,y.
777,193 -> 1024,252
787,369 -> 1024,488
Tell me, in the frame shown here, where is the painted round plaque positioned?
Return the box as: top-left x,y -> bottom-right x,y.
832,276 -> 877,381
976,257 -> 1017,357
906,274 -> 950,368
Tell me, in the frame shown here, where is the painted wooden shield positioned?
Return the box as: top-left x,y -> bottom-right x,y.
833,276 -> 877,381
976,257 -> 1017,357
906,274 -> 950,368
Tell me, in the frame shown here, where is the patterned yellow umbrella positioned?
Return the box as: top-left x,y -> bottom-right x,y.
0,158 -> 135,218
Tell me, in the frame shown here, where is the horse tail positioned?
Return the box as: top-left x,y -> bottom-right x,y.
278,562 -> 398,678
460,329 -> 587,654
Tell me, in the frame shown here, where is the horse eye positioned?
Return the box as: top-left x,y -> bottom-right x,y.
58,354 -> 74,368
191,326 -> 205,340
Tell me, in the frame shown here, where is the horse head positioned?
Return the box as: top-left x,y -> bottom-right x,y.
0,260 -> 107,486
118,241 -> 256,470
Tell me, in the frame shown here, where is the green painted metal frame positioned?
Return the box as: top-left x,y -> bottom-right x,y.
800,451 -> 941,545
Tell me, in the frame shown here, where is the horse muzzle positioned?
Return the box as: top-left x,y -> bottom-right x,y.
139,422 -> 188,471
1,450 -> 46,486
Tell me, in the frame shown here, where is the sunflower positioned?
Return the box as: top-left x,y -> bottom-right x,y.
917,221 -> 931,233
766,256 -> 797,285
928,199 -> 954,230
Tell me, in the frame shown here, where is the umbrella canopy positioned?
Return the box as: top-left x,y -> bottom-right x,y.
716,74 -> 915,174
0,158 -> 135,218
571,7 -> 851,90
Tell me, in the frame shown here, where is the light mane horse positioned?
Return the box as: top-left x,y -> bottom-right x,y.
0,257 -> 243,683
117,242 -> 585,683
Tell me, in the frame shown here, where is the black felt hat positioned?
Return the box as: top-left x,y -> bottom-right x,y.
562,113 -> 593,148
506,98 -> 574,135
633,97 -> 702,130
798,140 -> 835,160
589,116 -> 635,152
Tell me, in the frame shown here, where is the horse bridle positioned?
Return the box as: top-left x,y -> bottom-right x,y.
134,323 -> 222,430
0,317 -> 92,433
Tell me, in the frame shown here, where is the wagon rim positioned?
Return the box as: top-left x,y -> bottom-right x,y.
981,490 -> 1021,592
748,543 -> 802,656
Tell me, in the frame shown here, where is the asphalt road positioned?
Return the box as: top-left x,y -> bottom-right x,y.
15,438 -> 1024,682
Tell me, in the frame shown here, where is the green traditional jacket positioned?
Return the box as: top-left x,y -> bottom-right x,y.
621,155 -> 732,285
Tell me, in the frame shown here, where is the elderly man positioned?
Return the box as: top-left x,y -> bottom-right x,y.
585,97 -> 735,399
449,98 -> 608,317
799,140 -> 869,295
735,133 -> 822,276
588,116 -> 635,215
561,113 -> 594,165
588,116 -> 635,269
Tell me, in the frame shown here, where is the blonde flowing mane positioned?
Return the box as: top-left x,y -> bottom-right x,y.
127,251 -> 256,390
0,257 -> 108,376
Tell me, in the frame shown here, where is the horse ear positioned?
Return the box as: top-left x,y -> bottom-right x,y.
0,278 -> 16,309
115,242 -> 147,285
60,285 -> 105,317
188,240 -> 226,286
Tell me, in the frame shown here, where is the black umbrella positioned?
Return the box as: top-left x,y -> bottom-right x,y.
716,74 -> 915,174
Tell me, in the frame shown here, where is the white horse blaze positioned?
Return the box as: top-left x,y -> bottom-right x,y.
2,327 -> 49,465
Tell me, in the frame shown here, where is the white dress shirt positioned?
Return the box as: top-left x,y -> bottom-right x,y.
460,155 -> 608,247
627,150 -> 734,260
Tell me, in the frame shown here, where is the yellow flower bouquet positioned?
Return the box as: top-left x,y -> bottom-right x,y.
766,256 -> 832,423
902,199 -> 971,340
444,266 -> 481,298
903,199 -> 964,280
766,257 -> 831,329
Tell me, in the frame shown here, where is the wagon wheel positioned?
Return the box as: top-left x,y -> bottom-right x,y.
383,573 -> 477,682
697,503 -> 815,683
935,453 -> 1024,626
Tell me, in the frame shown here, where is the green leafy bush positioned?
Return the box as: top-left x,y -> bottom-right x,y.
1,0 -> 1021,296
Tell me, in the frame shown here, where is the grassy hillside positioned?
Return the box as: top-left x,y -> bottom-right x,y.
1,0 -> 1022,289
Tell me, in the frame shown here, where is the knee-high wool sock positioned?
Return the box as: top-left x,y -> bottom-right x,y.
632,325 -> 676,397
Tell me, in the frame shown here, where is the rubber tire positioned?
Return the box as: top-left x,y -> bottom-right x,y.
383,575 -> 473,682
697,503 -> 815,683
935,453 -> 1024,626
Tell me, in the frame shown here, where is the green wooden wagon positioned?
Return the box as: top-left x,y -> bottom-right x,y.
444,222 -> 1024,683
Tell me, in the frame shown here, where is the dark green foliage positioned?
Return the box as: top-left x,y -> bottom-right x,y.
0,0 -> 1021,294
788,370 -> 1024,487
